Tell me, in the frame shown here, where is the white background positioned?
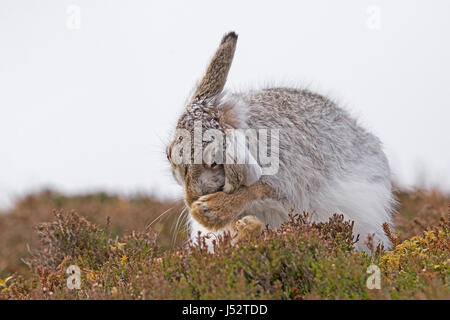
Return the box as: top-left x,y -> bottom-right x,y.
1,0 -> 449,209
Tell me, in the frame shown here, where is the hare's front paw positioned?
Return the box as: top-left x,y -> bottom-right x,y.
231,215 -> 264,244
190,192 -> 236,230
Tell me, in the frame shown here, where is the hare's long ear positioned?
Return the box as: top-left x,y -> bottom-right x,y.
191,32 -> 238,101
223,129 -> 262,193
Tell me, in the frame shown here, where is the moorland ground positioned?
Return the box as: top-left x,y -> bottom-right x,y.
0,188 -> 448,299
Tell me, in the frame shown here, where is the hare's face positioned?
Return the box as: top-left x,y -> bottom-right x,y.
166,32 -> 262,205
167,142 -> 225,205
167,125 -> 263,205
172,164 -> 225,206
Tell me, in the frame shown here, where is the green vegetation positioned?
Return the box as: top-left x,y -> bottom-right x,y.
0,189 -> 448,299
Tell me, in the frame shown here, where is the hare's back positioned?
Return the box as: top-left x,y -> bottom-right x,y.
239,87 -> 389,178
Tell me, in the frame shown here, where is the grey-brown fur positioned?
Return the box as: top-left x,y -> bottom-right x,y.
167,32 -> 395,251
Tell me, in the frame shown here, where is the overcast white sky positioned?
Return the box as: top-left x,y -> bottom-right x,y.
1,0 -> 449,209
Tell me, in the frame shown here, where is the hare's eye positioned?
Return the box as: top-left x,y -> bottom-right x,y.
210,162 -> 217,168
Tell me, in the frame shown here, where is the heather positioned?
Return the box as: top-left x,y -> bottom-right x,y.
0,189 -> 448,299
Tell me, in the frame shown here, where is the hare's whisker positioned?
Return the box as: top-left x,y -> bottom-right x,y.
172,206 -> 188,248
145,207 -> 174,232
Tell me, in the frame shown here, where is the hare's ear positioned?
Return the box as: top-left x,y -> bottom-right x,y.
223,129 -> 262,193
191,32 -> 238,101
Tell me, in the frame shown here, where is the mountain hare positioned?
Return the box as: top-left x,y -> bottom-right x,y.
167,32 -> 394,251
